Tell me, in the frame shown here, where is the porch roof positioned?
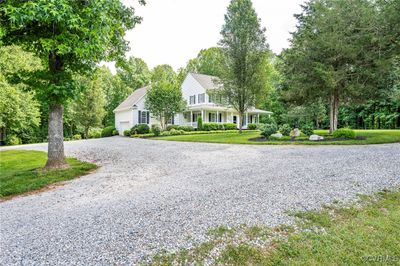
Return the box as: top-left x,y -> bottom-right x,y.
186,104 -> 272,114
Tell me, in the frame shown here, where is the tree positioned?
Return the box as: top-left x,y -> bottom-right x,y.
146,65 -> 185,129
186,47 -> 226,77
1,0 -> 143,168
217,0 -> 268,132
71,76 -> 106,139
0,75 -> 40,144
281,0 -> 398,133
115,56 -> 151,90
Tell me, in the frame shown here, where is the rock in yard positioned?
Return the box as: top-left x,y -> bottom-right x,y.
271,133 -> 283,139
309,134 -> 324,141
290,128 -> 301,138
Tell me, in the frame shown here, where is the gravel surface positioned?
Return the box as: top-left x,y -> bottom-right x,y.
1,137 -> 399,265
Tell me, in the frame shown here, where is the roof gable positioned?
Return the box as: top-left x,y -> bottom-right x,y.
189,73 -> 220,90
113,86 -> 148,112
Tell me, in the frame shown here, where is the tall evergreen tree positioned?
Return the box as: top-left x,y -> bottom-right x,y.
282,0 -> 398,133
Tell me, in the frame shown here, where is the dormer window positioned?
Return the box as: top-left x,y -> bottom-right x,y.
189,95 -> 196,105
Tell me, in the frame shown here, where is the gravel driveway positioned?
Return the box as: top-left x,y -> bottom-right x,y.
1,137 -> 399,265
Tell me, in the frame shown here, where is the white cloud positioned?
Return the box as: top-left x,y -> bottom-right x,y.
110,0 -> 307,71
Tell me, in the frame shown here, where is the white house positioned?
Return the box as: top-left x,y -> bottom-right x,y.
114,73 -> 272,134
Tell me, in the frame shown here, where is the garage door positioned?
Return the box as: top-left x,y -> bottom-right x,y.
119,122 -> 130,135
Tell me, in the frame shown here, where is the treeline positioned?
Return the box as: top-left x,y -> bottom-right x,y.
1,0 -> 399,145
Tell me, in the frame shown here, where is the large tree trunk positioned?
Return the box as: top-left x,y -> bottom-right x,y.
45,104 -> 68,169
45,52 -> 68,169
238,112 -> 244,134
329,91 -> 340,134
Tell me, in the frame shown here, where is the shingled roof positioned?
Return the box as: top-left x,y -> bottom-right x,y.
113,86 -> 148,112
189,73 -> 220,90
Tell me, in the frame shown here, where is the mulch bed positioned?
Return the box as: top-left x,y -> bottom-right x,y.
249,136 -> 367,142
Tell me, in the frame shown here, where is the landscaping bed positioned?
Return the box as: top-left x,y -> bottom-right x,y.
249,136 -> 367,142
155,130 -> 400,145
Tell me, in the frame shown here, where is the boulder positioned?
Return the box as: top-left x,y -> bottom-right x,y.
309,134 -> 324,141
271,133 -> 283,139
290,128 -> 301,138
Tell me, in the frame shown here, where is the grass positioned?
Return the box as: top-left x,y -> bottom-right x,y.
148,189 -> 400,265
0,150 -> 97,198
154,129 -> 400,145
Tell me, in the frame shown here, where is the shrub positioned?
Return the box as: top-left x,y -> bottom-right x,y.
72,134 -> 82,140
101,126 -> 116,137
166,125 -> 179,131
151,124 -> 162,136
112,129 -> 118,136
247,123 -> 257,130
197,116 -> 203,131
217,124 -> 225,130
333,128 -> 356,139
300,124 -> 314,136
88,128 -> 102,138
123,130 -> 131,137
260,123 -> 278,139
202,123 -> 219,131
279,124 -> 291,136
177,125 -> 194,132
131,124 -> 150,135
260,115 -> 276,125
5,135 -> 21,145
169,129 -> 185,135
223,123 -> 237,130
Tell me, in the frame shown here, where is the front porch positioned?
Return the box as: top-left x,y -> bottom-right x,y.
181,106 -> 272,129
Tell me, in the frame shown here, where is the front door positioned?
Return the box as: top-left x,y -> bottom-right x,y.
233,116 -> 237,124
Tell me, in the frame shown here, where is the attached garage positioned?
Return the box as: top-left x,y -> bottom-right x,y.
119,122 -> 131,135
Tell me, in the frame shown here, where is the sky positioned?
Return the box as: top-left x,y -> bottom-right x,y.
108,0 -> 308,71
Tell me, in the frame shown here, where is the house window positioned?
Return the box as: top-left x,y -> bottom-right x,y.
208,94 -> 215,103
189,95 -> 196,105
138,110 -> 149,124
198,93 -> 205,103
168,115 -> 175,125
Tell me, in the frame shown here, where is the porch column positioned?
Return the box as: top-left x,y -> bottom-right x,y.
257,114 -> 260,124
190,111 -> 193,126
201,110 -> 204,122
231,112 -> 233,123
217,110 -> 219,123
246,113 -> 248,126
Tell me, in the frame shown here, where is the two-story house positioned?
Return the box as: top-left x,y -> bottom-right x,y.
114,72 -> 272,134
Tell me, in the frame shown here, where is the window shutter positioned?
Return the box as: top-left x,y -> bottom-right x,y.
147,112 -> 150,124
138,110 -> 141,124
209,113 -> 211,122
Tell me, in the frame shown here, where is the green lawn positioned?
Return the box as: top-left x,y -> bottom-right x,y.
150,189 -> 400,265
0,150 -> 97,198
154,129 -> 400,145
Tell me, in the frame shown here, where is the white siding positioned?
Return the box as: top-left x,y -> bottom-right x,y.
115,109 -> 133,135
181,74 -> 208,106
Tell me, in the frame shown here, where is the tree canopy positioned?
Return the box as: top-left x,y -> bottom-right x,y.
217,0 -> 269,131
146,65 -> 185,129
281,0 -> 399,132
0,0 -> 143,168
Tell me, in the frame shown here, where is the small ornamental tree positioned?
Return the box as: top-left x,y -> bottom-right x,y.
0,0 -> 143,168
146,65 -> 186,130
